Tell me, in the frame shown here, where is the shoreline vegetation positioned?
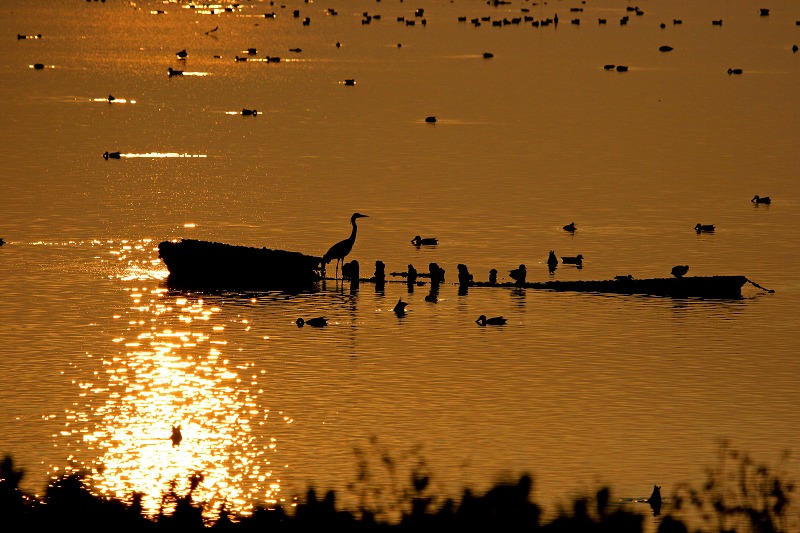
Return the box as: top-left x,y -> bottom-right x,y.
0,444 -> 794,532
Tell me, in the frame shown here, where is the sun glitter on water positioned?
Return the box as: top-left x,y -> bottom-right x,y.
56,241 -> 287,520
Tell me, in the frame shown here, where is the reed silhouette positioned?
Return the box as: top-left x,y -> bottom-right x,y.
0,443 -> 794,532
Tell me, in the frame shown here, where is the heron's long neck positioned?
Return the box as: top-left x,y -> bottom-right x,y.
349,219 -> 358,242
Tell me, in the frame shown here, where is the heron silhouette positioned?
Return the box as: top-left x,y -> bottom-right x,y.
322,213 -> 368,279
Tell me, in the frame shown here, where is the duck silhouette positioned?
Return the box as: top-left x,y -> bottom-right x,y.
103,151 -> 121,160
563,222 -> 576,232
393,299 -> 408,316
671,265 -> 689,278
171,425 -> 182,446
547,250 -> 559,272
751,195 -> 771,204
296,317 -> 327,327
411,235 -> 438,246
476,315 -> 506,326
176,49 -> 187,59
648,485 -> 662,516
167,67 -> 184,77
509,264 -> 526,285
561,254 -> 584,266
694,223 -> 715,233
241,109 -> 258,116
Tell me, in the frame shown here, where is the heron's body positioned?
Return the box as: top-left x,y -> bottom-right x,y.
323,213 -> 368,279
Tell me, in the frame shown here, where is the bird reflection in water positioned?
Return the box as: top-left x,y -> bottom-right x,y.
62,287 -> 286,522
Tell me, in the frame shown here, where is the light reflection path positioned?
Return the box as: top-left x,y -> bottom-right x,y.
61,240 -> 284,521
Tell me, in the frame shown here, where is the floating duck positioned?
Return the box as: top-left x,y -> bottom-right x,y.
671,265 -> 689,278
296,317 -> 327,327
509,264 -> 527,285
33,63 -> 45,70
167,67 -> 183,76
411,235 -> 438,246
393,299 -> 408,315
561,254 -> 584,265
171,425 -> 182,446
241,109 -> 258,116
649,485 -> 662,516
103,151 -> 121,160
727,68 -> 743,75
659,45 -> 673,52
0,238 -> 5,246
752,195 -> 771,204
483,52 -> 494,58
425,116 -> 437,123
476,315 -> 506,326
344,79 -> 355,86
107,94 -> 115,102
176,49 -> 187,59
547,250 -> 559,271
563,222 -> 576,232
694,223 -> 715,233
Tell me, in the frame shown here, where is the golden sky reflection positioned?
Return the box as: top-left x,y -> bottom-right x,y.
60,240 -> 286,520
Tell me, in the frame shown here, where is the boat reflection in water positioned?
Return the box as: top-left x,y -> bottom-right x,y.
61,243 -> 287,520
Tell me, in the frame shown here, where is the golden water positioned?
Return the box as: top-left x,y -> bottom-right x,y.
1,0 -> 799,527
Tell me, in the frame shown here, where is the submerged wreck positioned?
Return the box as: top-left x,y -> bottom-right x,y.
512,275 -> 753,299
157,240 -> 768,299
158,239 -> 323,291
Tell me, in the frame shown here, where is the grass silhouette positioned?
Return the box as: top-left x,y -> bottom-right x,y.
0,443 -> 795,532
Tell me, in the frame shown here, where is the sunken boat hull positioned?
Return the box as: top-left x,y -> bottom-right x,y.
158,239 -> 323,291
522,275 -> 749,299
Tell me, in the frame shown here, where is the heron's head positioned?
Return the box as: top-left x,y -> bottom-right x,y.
352,213 -> 368,221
